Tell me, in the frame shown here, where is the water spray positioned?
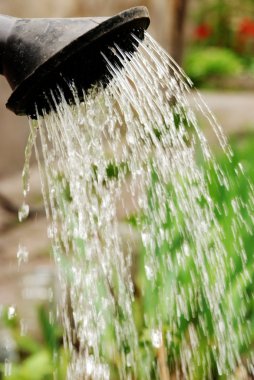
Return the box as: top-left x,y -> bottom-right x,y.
0,6 -> 150,118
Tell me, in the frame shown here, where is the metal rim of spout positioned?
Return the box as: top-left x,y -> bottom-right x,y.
5,7 -> 150,118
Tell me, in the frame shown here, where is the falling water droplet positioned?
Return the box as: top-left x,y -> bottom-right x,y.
166,331 -> 172,344
86,356 -> 95,376
7,306 -> 16,320
141,231 -> 150,247
151,329 -> 163,348
145,264 -> 155,280
47,224 -> 58,239
17,245 -> 29,266
18,203 -> 29,222
126,353 -> 132,368
20,319 -> 28,336
4,359 -> 12,377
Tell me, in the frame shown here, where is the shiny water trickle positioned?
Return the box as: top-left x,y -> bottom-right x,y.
26,33 -> 254,379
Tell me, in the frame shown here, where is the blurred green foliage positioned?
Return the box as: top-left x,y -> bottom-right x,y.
184,47 -> 243,86
0,306 -> 67,380
185,0 -> 254,87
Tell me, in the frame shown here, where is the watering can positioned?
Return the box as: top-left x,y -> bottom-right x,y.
0,7 -> 149,118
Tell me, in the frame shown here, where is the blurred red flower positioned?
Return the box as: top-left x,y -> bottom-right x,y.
193,24 -> 212,40
238,18 -> 254,37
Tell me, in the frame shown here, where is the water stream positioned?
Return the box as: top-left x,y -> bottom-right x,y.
23,33 -> 254,379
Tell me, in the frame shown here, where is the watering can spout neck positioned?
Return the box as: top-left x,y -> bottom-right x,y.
0,15 -> 17,75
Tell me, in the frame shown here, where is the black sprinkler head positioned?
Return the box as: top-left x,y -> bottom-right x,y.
0,7 -> 150,118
